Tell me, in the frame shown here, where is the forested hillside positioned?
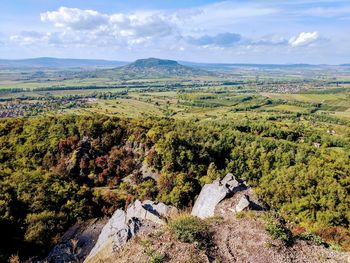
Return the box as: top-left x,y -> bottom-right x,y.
0,114 -> 349,260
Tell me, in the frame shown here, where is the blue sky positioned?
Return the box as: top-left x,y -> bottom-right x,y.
0,0 -> 349,64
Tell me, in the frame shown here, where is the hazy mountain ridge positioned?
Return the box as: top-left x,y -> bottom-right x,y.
0,57 -> 349,70
0,57 -> 127,68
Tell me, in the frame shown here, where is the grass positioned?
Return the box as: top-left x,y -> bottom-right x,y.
168,213 -> 211,249
264,104 -> 308,113
263,93 -> 345,103
84,98 -> 164,118
235,210 -> 260,220
140,238 -> 167,263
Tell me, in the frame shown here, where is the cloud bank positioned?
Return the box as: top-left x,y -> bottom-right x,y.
34,7 -> 322,50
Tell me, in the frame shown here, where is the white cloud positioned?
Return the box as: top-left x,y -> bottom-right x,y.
5,2 -> 344,63
10,31 -> 52,45
289,32 -> 319,47
15,6 -> 325,56
41,7 -> 109,30
40,7 -> 175,46
10,30 -> 112,48
109,13 -> 174,38
39,4 -> 279,49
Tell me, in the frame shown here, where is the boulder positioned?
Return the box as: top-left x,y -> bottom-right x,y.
85,200 -> 177,262
191,173 -> 243,219
235,195 -> 252,213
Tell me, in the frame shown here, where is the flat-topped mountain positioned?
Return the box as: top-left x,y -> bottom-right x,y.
129,58 -> 179,68
111,58 -> 214,79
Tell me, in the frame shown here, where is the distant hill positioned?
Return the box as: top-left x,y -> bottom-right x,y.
0,57 -> 127,68
110,58 -> 215,79
128,58 -> 179,68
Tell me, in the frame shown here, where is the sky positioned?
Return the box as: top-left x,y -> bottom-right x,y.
0,0 -> 349,64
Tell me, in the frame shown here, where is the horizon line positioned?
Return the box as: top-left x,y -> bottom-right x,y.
0,56 -> 349,66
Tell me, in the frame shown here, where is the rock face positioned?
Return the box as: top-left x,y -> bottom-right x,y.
84,200 -> 177,262
88,209 -> 137,258
191,173 -> 245,219
45,218 -> 107,263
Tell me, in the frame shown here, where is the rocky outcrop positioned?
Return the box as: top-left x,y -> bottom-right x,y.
45,218 -> 107,263
191,173 -> 245,219
124,140 -> 148,156
84,200 -> 177,262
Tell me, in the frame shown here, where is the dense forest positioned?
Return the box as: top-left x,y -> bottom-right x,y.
0,114 -> 350,260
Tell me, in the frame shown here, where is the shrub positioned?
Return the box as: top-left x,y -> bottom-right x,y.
264,214 -> 292,244
168,214 -> 210,249
266,222 -> 289,242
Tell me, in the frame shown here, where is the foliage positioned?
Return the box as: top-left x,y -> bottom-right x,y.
168,214 -> 210,249
0,111 -> 350,258
264,213 -> 292,244
199,162 -> 220,185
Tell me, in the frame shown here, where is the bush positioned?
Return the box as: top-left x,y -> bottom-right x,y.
168,214 -> 210,249
266,222 -> 289,242
264,214 -> 292,244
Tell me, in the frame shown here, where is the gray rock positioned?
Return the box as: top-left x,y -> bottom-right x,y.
191,173 -> 243,219
85,200 -> 177,262
142,200 -> 177,218
221,173 -> 240,191
45,218 -> 107,263
86,210 -> 128,260
127,200 -> 165,225
235,195 -> 251,213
